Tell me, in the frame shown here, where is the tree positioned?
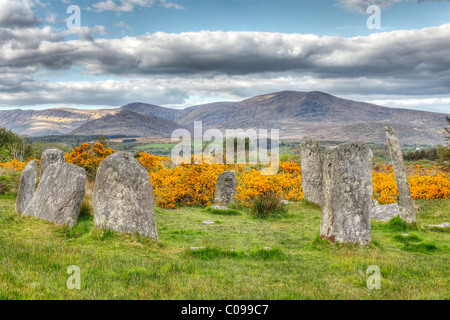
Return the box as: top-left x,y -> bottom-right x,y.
0,128 -> 33,162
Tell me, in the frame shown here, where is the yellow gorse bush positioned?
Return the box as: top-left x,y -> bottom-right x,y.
2,144 -> 448,208
65,143 -> 114,179
0,159 -> 28,171
138,154 -> 239,208
372,163 -> 449,204
235,162 -> 303,206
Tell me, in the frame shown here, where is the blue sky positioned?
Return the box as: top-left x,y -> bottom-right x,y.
0,0 -> 449,112
42,1 -> 450,36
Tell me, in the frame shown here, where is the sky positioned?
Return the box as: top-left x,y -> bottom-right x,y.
0,0 -> 449,112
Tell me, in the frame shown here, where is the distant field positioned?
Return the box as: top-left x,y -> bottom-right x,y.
1,194 -> 448,299
135,143 -> 175,150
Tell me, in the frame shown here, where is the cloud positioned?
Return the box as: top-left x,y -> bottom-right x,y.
91,0 -> 154,12
338,0 -> 404,13
367,97 -> 450,113
91,0 -> 183,12
0,0 -> 42,27
159,0 -> 183,10
0,11 -> 448,112
0,73 -> 449,113
1,25 -> 448,82
114,21 -> 132,29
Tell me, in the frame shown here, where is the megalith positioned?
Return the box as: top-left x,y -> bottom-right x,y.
384,126 -> 416,224
40,148 -> 65,177
213,170 -> 237,205
93,152 -> 158,240
300,137 -> 323,206
15,160 -> 37,213
320,142 -> 373,245
23,162 -> 86,227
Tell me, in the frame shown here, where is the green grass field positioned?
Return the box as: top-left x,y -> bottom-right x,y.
0,194 -> 449,299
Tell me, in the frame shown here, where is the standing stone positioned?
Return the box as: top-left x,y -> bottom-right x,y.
23,162 -> 86,227
93,152 -> 158,240
214,170 -> 237,205
320,142 -> 373,245
384,126 -> 416,224
15,160 -> 37,213
40,148 -> 65,177
300,137 -> 323,206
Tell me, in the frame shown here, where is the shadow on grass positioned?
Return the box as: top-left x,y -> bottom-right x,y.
204,206 -> 242,216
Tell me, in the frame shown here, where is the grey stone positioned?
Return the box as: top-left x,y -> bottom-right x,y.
202,220 -> 215,225
211,205 -> 228,210
214,170 -> 237,205
320,142 -> 373,245
428,222 -> 450,228
281,200 -> 289,204
372,199 -> 379,207
385,126 -> 416,224
15,160 -> 37,213
263,247 -> 272,250
40,148 -> 65,177
93,152 -> 158,240
370,203 -> 399,221
300,137 -> 323,206
23,162 -> 86,227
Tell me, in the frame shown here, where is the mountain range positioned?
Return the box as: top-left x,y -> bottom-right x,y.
0,91 -> 447,144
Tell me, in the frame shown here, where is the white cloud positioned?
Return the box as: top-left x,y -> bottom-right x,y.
0,0 -> 41,27
114,21 -> 132,29
159,0 -> 183,10
1,25 -> 448,81
0,73 -> 449,113
91,0 -> 154,12
367,97 -> 450,113
0,6 -> 448,112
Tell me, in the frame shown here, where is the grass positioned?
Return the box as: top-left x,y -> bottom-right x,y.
0,194 -> 449,299
204,206 -> 242,216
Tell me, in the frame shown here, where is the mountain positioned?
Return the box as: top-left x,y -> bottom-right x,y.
0,91 -> 448,144
119,102 -> 180,120
173,91 -> 448,144
70,110 -> 183,137
0,108 -> 115,136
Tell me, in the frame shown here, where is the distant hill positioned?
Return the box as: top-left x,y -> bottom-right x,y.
0,90 -> 448,144
173,91 -> 448,144
0,108 -> 114,136
70,110 -> 183,137
119,102 -> 180,120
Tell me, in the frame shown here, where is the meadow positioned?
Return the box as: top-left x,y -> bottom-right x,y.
1,193 -> 449,299
0,142 -> 449,299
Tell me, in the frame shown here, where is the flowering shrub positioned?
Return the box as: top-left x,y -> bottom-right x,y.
140,154 -> 237,208
0,159 -> 28,171
235,163 -> 303,206
4,143 -> 447,208
372,163 -> 449,204
65,143 -> 114,180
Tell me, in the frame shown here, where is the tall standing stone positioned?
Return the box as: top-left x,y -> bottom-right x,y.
23,162 -> 86,227
320,142 -> 373,245
93,152 -> 158,240
40,148 -> 65,177
214,170 -> 237,205
15,160 -> 37,213
300,137 -> 323,206
384,126 -> 416,224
